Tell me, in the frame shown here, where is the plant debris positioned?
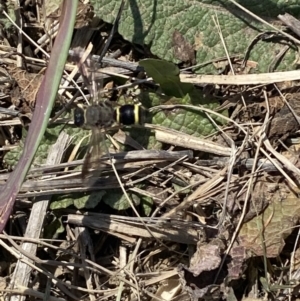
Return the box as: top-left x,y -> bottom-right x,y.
1,1 -> 300,301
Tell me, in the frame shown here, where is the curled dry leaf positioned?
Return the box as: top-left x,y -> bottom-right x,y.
177,240 -> 225,300
189,243 -> 222,277
178,263 -> 221,300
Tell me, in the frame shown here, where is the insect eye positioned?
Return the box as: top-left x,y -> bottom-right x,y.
74,107 -> 85,127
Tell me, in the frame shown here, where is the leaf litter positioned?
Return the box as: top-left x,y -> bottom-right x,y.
1,1 -> 300,301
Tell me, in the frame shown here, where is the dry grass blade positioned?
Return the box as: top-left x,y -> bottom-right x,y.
180,70 -> 300,85
3,150 -> 192,198
67,213 -> 207,245
8,132 -> 71,300
155,127 -> 231,156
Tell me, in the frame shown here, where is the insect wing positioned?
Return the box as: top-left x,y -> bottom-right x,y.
72,47 -> 110,181
72,47 -> 102,105
82,127 -> 109,180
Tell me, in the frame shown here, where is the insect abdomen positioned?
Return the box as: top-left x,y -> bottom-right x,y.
115,104 -> 142,125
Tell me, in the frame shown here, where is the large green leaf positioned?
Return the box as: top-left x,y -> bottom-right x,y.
138,59 -> 228,137
151,93 -> 224,137
91,0 -> 299,73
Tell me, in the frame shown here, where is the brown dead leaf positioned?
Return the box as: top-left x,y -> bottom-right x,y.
226,180 -> 272,223
228,246 -> 248,281
239,195 -> 300,257
243,180 -> 271,223
189,243 -> 222,277
178,264 -> 221,300
268,95 -> 300,141
45,1 -> 93,28
9,66 -> 43,107
172,30 -> 196,65
177,240 -> 225,299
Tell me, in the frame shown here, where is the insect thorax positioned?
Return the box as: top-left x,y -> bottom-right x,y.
85,102 -> 114,127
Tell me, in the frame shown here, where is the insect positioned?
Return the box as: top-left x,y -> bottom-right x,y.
72,49 -> 144,178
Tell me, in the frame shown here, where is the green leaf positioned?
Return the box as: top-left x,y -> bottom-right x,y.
260,277 -> 270,293
4,123 -> 88,168
51,189 -> 142,211
43,214 -> 65,239
172,183 -> 191,194
50,195 -> 74,210
103,190 -> 140,210
137,59 -> 228,138
140,59 -> 193,97
141,196 -> 153,216
0,2 -> 16,30
92,0 -> 299,73
50,191 -> 106,210
147,92 -> 226,137
76,191 -> 106,209
122,127 -> 162,150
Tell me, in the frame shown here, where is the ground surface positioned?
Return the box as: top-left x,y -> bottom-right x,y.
0,1 -> 300,301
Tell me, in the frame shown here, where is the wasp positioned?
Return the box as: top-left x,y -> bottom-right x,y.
72,49 -> 144,178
